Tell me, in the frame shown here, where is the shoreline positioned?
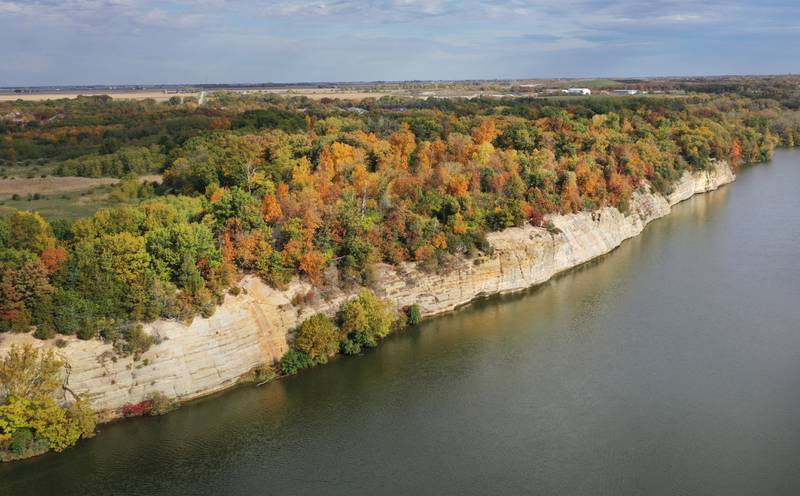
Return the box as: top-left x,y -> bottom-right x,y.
0,160 -> 736,426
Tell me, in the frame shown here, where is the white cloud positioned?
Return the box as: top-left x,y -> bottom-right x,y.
1,0 -> 798,85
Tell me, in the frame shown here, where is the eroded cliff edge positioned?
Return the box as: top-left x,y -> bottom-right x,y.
0,161 -> 735,418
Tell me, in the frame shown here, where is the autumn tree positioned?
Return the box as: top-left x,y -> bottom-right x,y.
294,314 -> 339,364
338,290 -> 395,355
0,345 -> 95,457
7,211 -> 55,253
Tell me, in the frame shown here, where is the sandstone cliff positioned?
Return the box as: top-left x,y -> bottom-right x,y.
0,161 -> 735,418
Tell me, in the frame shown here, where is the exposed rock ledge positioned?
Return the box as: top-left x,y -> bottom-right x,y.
0,161 -> 735,419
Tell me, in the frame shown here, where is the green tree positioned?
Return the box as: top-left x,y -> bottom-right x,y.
209,187 -> 263,231
0,344 -> 62,402
7,211 -> 55,253
338,290 -> 394,355
0,346 -> 96,456
294,314 -> 339,364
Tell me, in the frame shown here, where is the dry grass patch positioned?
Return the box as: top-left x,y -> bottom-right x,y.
0,176 -> 118,199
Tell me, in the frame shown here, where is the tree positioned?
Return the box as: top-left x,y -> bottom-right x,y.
298,250 -> 327,285
146,222 -> 218,282
294,314 -> 339,364
338,290 -> 394,355
559,172 -> 582,213
40,246 -> 68,275
496,121 -> 537,152
0,344 -> 62,402
209,187 -> 263,231
262,193 -> 283,222
0,346 -> 96,456
7,211 -> 55,253
472,119 -> 499,144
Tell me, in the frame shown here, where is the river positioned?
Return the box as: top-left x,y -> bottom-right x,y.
2,150 -> 799,495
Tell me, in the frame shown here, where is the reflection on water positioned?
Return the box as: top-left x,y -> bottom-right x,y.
1,152 -> 799,496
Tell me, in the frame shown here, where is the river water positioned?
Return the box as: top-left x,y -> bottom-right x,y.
2,150 -> 800,495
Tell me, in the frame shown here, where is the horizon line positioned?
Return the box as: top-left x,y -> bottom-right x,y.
2,73 -> 799,90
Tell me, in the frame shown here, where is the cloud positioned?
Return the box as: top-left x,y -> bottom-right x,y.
0,0 -> 798,85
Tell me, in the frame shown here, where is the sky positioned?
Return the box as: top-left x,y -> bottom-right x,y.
1,0 -> 799,86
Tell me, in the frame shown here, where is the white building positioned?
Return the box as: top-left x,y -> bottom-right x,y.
566,88 -> 591,95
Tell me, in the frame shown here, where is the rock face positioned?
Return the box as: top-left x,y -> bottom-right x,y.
0,161 -> 735,419
377,161 -> 735,315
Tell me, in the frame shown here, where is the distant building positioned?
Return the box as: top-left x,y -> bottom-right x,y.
611,89 -> 638,95
566,88 -> 591,95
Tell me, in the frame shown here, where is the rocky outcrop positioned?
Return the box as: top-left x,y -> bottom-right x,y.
0,161 -> 735,419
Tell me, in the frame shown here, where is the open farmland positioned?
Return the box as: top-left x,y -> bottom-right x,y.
0,88 -> 392,102
0,91 -> 200,102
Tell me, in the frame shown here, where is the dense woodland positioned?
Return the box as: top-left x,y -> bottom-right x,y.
1,84 -> 799,457
1,90 -> 798,341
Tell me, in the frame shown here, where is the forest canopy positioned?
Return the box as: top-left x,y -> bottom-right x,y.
1,90 -> 797,344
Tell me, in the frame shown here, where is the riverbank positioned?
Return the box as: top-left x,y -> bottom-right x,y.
0,160 -> 735,423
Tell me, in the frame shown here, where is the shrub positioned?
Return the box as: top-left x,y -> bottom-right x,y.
76,324 -> 98,340
291,290 -> 315,306
280,348 -> 312,375
148,392 -> 179,416
33,324 -> 57,340
121,400 -> 154,417
258,251 -> 292,289
406,304 -> 422,326
121,325 -> 153,357
253,365 -> 278,383
10,428 -> 33,455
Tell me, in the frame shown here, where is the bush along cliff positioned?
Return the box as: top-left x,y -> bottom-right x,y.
279,292 -> 420,376
0,345 -> 95,461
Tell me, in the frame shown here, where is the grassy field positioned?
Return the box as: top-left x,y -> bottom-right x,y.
0,175 -> 161,221
0,161 -> 60,178
0,176 -> 118,199
0,184 -> 126,221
